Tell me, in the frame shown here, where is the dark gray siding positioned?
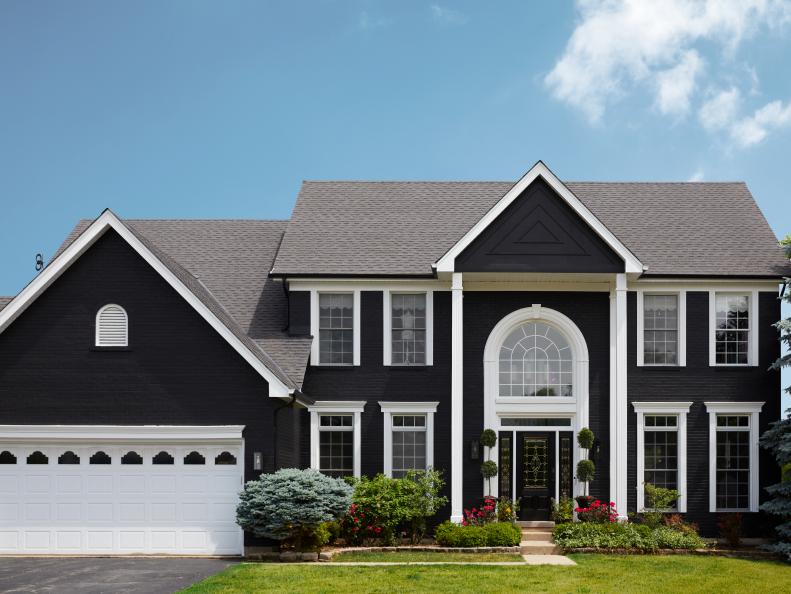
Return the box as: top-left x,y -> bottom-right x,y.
0,230 -> 286,545
456,178 -> 624,273
461,292 -> 612,507
299,291 -> 453,509
627,290 -> 781,536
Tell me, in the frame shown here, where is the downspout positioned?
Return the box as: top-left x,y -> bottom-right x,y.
273,390 -> 299,471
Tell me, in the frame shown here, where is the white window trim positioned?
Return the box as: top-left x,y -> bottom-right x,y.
636,290 -> 686,367
708,290 -> 759,367
308,401 -> 365,478
379,401 -> 438,478
633,402 -> 691,513
310,290 -> 361,366
705,401 -> 763,512
383,290 -> 433,366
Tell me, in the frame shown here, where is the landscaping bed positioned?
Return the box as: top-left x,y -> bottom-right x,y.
330,551 -> 524,562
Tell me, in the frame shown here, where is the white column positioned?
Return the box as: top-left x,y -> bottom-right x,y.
450,272 -> 464,523
614,273 -> 628,519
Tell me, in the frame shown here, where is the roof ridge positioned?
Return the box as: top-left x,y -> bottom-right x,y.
301,179 -> 747,185
124,218 -> 290,222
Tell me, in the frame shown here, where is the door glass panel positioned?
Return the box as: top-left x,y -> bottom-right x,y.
499,435 -> 512,497
523,438 -> 548,489
560,436 -> 572,499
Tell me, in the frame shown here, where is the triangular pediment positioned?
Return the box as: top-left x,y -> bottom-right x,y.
455,176 -> 624,273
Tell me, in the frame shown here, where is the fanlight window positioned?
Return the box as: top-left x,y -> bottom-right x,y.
96,304 -> 128,347
499,322 -> 573,397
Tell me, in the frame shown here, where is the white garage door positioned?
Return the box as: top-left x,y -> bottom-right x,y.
0,426 -> 245,556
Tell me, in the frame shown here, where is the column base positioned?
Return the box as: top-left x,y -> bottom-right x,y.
450,513 -> 464,524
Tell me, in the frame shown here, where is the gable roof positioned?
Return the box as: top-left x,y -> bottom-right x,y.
272,175 -> 789,278
1,211 -> 307,396
0,297 -> 11,312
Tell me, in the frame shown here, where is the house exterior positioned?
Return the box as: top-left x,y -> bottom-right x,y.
0,161 -> 787,556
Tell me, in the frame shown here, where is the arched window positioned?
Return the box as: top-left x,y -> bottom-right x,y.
96,304 -> 128,347
499,322 -> 573,397
58,451 -> 80,465
0,451 -> 17,464
26,451 -> 48,464
184,451 -> 205,465
89,451 -> 112,465
121,451 -> 143,465
152,451 -> 174,465
214,451 -> 237,465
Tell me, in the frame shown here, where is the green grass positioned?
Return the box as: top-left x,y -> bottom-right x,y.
181,554 -> 791,593
331,551 -> 524,563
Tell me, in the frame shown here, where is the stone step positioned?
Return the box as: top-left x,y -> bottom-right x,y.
516,521 -> 555,529
520,542 -> 560,555
521,554 -> 577,566
521,530 -> 554,541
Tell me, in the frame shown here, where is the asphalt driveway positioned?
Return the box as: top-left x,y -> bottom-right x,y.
0,557 -> 237,594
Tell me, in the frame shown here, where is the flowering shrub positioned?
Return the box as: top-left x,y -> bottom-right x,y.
462,496 -> 497,526
496,497 -> 519,523
575,499 -> 618,523
339,502 -> 383,546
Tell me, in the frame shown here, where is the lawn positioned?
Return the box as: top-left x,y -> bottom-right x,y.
331,551 -> 524,563
181,554 -> 790,593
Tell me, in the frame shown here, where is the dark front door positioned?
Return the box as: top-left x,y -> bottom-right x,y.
517,432 -> 555,521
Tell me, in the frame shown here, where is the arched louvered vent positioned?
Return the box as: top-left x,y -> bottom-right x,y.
96,304 -> 128,347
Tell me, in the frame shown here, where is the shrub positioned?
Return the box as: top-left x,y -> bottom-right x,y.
435,521 -> 520,547
435,521 -> 487,547
552,522 -> 703,552
643,483 -> 680,529
718,513 -> 743,547
497,497 -> 519,523
339,502 -> 382,546
480,429 -> 497,448
236,468 -> 353,551
483,522 -> 522,546
577,427 -> 595,450
575,499 -> 617,523
401,469 -> 448,544
663,513 -> 699,537
463,496 -> 497,526
551,496 -> 574,524
480,460 -> 498,496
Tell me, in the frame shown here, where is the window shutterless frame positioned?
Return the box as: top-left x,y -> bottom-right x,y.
308,401 -> 365,478
383,290 -> 433,366
705,401 -> 763,512
636,290 -> 685,367
310,290 -> 360,366
379,401 -> 438,478
709,291 -> 758,367
633,402 -> 691,513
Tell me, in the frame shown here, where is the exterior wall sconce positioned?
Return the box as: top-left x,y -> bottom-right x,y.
253,451 -> 263,471
470,439 -> 480,461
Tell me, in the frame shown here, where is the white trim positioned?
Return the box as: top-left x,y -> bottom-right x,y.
632,402 -> 691,513
613,273 -> 628,518
307,401 -> 366,478
0,210 -> 293,397
310,289 -> 361,366
708,290 -> 759,367
483,304 -> 589,500
383,290 -> 433,366
450,272 -> 464,522
434,161 -> 643,274
290,280 -> 447,291
630,279 -> 781,290
379,402 -> 438,478
705,402 -> 763,513
0,425 -> 245,442
636,290 -> 686,367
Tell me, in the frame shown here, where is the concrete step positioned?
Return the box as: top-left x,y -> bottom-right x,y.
520,541 -> 560,555
516,521 -> 555,529
521,554 -> 577,566
521,530 -> 554,541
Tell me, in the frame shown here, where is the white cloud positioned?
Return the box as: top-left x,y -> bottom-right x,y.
688,168 -> 705,182
731,99 -> 791,146
545,0 -> 791,124
655,50 -> 704,115
430,4 -> 468,26
698,87 -> 741,131
358,11 -> 391,31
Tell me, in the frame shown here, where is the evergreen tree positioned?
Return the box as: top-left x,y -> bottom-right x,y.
759,236 -> 791,561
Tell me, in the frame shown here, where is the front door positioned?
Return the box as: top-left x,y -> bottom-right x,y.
517,432 -> 555,521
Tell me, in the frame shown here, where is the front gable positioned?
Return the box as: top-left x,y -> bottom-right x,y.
435,161 -> 643,274
455,176 -> 624,273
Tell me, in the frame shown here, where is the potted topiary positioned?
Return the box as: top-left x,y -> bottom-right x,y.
575,427 -> 596,508
480,429 -> 498,496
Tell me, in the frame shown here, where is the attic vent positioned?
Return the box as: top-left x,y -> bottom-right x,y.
96,304 -> 128,347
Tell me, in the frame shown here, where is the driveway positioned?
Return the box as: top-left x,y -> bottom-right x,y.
0,557 -> 237,594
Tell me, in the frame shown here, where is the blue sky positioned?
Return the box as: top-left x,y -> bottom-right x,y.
1,1 -> 790,405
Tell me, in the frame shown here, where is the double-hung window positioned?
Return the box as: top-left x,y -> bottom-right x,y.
706,402 -> 763,512
311,291 -> 360,366
637,291 -> 685,366
380,402 -> 438,478
383,291 -> 433,366
309,401 -> 365,478
710,292 -> 756,366
633,402 -> 691,512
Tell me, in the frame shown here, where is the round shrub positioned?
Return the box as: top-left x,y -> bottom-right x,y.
480,460 -> 498,479
576,459 -> 595,483
483,522 -> 521,546
480,429 -> 497,448
236,468 -> 353,550
577,427 -> 595,450
434,521 -> 488,547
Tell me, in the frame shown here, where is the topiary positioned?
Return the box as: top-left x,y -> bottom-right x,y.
481,460 -> 498,496
480,429 -> 497,449
577,427 -> 595,450
576,459 -> 595,498
236,468 -> 353,551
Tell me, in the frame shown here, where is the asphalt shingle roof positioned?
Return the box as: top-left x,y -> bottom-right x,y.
271,180 -> 790,277
0,297 -> 11,311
